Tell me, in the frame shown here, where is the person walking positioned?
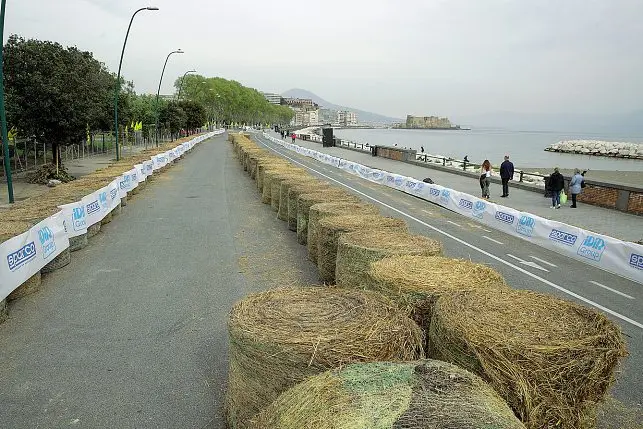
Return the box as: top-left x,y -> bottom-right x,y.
549,167 -> 565,209
569,168 -> 583,208
291,133 -> 296,143
499,155 -> 514,197
479,159 -> 493,199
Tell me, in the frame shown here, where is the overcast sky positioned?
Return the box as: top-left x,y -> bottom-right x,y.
5,0 -> 643,119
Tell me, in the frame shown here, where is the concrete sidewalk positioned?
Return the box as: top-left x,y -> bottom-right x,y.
273,132 -> 643,243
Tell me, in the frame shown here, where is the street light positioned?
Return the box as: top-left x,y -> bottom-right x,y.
0,0 -> 14,203
177,69 -> 196,101
114,6 -> 159,161
155,49 -> 184,147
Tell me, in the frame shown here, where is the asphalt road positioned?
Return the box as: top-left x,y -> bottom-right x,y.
0,134 -> 318,428
253,132 -> 643,412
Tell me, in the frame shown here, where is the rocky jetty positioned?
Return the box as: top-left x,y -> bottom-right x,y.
545,140 -> 643,159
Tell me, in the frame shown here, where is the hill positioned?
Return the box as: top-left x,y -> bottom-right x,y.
281,88 -> 402,125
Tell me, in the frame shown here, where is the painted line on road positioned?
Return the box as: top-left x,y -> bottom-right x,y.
507,254 -> 549,272
422,209 -> 434,215
483,236 -> 504,245
590,281 -> 635,300
529,256 -> 557,268
257,136 -> 643,330
447,220 -> 462,227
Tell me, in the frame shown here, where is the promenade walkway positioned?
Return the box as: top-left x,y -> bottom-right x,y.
275,132 -> 643,243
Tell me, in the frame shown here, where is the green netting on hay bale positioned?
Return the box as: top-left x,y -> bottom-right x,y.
287,182 -> 332,232
429,288 -> 628,429
307,202 -> 379,263
7,272 -> 41,301
296,191 -> 360,245
278,177 -> 321,222
250,360 -> 526,429
271,172 -> 311,212
317,215 -> 407,284
335,231 -> 442,289
226,286 -> 423,429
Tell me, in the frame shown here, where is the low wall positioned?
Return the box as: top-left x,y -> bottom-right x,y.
575,180 -> 643,215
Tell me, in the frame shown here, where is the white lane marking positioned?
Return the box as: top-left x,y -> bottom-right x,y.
507,254 -> 550,272
447,220 -> 462,227
257,137 -> 643,330
530,256 -> 557,268
483,236 -> 504,245
590,281 -> 635,300
422,209 -> 434,215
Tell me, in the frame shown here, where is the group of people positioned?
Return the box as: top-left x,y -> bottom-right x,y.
478,156 -> 584,208
279,131 -> 297,143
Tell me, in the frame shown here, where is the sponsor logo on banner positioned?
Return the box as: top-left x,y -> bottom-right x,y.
516,215 -> 535,237
120,175 -> 131,191
394,177 -> 404,187
577,235 -> 606,262
548,229 -> 578,246
386,175 -> 395,184
72,207 -> 87,231
38,226 -> 56,259
495,211 -> 515,225
98,191 -> 109,211
458,199 -> 473,211
86,199 -> 100,215
429,188 -> 440,198
372,171 -> 384,181
439,189 -> 450,205
110,188 -> 118,201
630,253 -> 643,270
406,180 -> 417,190
7,241 -> 37,271
132,171 -> 138,182
472,201 -> 486,219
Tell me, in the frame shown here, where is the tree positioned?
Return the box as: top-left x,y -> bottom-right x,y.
4,35 -> 116,165
178,100 -> 206,133
159,102 -> 186,138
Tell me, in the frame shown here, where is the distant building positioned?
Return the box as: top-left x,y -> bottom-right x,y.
283,98 -> 318,109
262,92 -> 283,105
405,115 -> 454,129
319,108 -> 338,125
337,110 -> 358,126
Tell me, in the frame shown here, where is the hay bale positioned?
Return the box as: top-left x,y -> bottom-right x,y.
100,210 -> 113,225
286,182 -> 332,231
120,197 -> 127,207
296,191 -> 362,245
278,177 -> 321,222
261,168 -> 298,204
429,288 -> 628,429
7,272 -> 42,301
0,298 -> 7,323
307,202 -> 380,263
226,286 -> 423,428
317,215 -> 407,283
250,360 -> 526,429
366,255 -> 507,338
68,233 -> 88,252
270,172 -> 310,212
87,222 -> 101,238
335,230 -> 442,289
41,247 -> 71,274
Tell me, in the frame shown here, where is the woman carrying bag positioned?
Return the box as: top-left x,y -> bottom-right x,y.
480,160 -> 493,200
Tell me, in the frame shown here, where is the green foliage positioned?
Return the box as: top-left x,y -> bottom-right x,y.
178,100 -> 207,131
159,102 -> 187,135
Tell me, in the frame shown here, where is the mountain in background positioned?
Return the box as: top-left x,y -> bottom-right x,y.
282,88 -> 402,124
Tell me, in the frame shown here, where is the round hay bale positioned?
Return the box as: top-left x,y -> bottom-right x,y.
270,172 -> 310,212
226,286 -> 423,428
250,360 -> 526,429
0,298 -> 7,323
120,197 -> 127,207
86,222 -> 101,238
286,182 -> 332,232
256,158 -> 289,190
110,204 -> 122,218
41,247 -> 71,274
278,177 -> 321,222
100,211 -> 113,225
317,215 -> 407,284
366,255 -> 507,338
261,168 -> 298,204
131,185 -> 140,195
68,233 -> 88,252
429,288 -> 628,429
307,202 -> 380,263
7,272 -> 42,301
335,230 -> 442,289
296,191 -> 362,245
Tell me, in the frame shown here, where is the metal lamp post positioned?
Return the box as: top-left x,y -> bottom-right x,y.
154,49 -> 183,147
177,69 -> 196,101
0,0 -> 14,202
113,6 -> 158,161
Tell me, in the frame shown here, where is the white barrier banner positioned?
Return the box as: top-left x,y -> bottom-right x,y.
58,201 -> 88,238
108,179 -> 121,211
0,212 -> 69,301
134,164 -> 145,183
118,172 -> 132,198
262,132 -> 643,283
143,160 -> 154,177
82,185 -> 110,227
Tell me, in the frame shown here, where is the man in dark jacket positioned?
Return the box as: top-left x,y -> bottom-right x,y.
549,167 -> 565,209
499,155 -> 514,197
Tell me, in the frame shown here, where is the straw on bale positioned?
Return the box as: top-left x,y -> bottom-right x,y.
317,215 -> 407,283
270,171 -> 312,212
335,230 -> 442,289
277,177 -> 322,221
256,158 -> 290,190
261,167 -> 303,204
0,298 -> 7,323
366,255 -> 507,337
250,360 -> 526,429
296,191 -> 362,245
1,221 -> 42,300
307,202 -> 379,263
87,221 -> 101,238
226,286 -> 423,428
286,181 -> 332,231
429,288 -> 628,429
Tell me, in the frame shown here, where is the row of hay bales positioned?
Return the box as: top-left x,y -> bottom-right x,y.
226,133 -> 628,429
0,135 -> 200,324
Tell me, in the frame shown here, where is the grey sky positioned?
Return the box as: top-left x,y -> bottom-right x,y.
5,0 -> 643,119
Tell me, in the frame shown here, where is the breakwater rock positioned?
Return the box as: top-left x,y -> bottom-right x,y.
545,140 -> 643,159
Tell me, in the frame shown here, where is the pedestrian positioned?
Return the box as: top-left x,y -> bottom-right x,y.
479,159 -> 493,199
420,146 -> 425,153
291,133 -> 296,143
463,155 -> 469,163
499,155 -> 515,197
569,168 -> 583,208
549,167 -> 565,209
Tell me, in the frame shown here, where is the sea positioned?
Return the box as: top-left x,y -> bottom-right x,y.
333,128 -> 643,171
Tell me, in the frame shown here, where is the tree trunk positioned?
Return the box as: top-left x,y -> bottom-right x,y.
51,141 -> 59,167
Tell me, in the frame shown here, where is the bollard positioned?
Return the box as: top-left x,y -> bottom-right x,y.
519,171 -> 524,182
